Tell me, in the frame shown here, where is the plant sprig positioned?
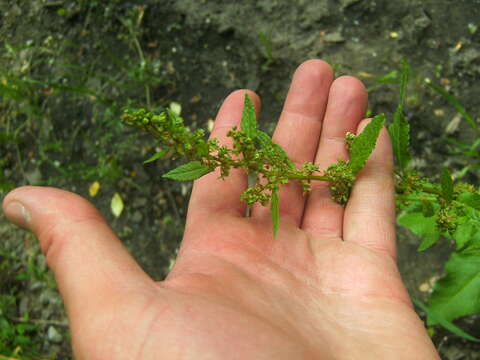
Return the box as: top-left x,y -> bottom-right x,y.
123,61 -> 480,342
123,95 -> 385,237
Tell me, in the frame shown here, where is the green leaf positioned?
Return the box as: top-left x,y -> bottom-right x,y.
256,130 -> 273,148
453,221 -> 475,250
427,251 -> 480,329
349,113 -> 385,175
398,60 -> 410,108
143,149 -> 169,164
256,130 -> 295,169
388,61 -> 411,170
413,298 -> 480,342
421,200 -> 435,217
427,82 -> 477,130
457,192 -> 480,210
388,111 -> 411,170
271,189 -> 280,238
240,94 -> 257,138
441,168 -> 454,203
163,161 -> 212,181
397,212 -> 440,251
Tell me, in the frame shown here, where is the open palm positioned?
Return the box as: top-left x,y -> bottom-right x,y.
3,60 -> 439,359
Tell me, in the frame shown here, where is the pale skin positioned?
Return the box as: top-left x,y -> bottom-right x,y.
2,60 -> 440,359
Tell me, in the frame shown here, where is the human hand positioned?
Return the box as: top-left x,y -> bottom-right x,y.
3,60 -> 440,359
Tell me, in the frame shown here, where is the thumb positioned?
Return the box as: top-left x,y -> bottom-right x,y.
2,186 -> 153,322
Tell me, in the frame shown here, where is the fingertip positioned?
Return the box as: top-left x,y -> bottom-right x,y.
3,186 -> 152,319
216,89 -> 261,124
295,59 -> 334,81
331,76 -> 368,112
3,186 -> 104,236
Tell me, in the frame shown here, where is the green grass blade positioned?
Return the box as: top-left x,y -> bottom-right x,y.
413,298 -> 480,342
427,82 -> 477,130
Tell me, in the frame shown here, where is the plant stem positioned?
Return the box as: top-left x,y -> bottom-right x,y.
288,173 -> 331,181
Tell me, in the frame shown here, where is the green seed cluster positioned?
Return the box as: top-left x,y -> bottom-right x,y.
123,107 -> 361,208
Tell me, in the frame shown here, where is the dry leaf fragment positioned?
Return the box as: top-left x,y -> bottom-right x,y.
89,181 -> 100,197
169,102 -> 182,115
111,193 -> 124,218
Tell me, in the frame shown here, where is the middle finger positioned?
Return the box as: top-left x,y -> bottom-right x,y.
251,59 -> 333,225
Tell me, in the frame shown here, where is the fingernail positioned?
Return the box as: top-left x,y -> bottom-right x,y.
4,201 -> 32,230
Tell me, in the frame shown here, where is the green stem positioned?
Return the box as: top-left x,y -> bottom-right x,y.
288,173 -> 331,182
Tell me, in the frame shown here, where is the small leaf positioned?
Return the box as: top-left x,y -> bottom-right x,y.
256,130 -> 295,169
271,189 -> 280,238
88,181 -> 100,197
398,212 -> 440,251
453,221 -> 475,250
163,161 -> 212,181
256,130 -> 273,149
421,200 -> 435,217
349,113 -> 385,175
398,60 -> 410,108
417,233 -> 441,252
111,193 -> 124,218
428,251 -> 480,328
240,94 -> 257,138
388,61 -> 411,170
143,149 -> 169,164
441,168 -> 454,203
413,298 -> 480,342
457,192 -> 480,210
388,111 -> 411,170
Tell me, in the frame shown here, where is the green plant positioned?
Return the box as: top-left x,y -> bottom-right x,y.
123,62 -> 480,342
123,97 -> 384,236
0,294 -> 39,358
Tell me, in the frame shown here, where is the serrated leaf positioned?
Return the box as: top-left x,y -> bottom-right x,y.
271,189 -> 280,238
388,61 -> 411,170
388,109 -> 410,170
163,161 -> 212,181
349,113 -> 385,175
397,212 -> 440,251
441,168 -> 454,203
398,60 -> 410,108
428,251 -> 480,328
256,130 -> 295,169
413,298 -> 480,342
421,200 -> 435,217
453,221 -> 475,250
240,94 -> 257,138
457,192 -> 480,210
256,130 -> 273,148
111,192 -> 124,218
143,149 -> 169,164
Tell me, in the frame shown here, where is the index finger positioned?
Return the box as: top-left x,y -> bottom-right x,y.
186,90 -> 260,223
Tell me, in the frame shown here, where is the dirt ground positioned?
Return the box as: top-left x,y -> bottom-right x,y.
1,0 -> 479,358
